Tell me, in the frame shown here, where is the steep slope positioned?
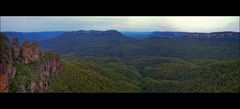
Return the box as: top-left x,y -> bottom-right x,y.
9,52 -> 62,92
0,33 -> 15,92
0,33 -> 62,93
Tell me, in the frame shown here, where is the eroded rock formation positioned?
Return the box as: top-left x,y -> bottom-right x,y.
31,53 -> 62,92
0,34 -> 16,92
21,41 -> 41,64
12,38 -> 21,62
0,33 -> 62,93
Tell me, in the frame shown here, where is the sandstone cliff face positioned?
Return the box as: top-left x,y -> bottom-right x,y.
21,41 -> 32,64
0,33 -> 62,93
12,38 -> 21,62
30,53 -> 62,92
21,41 -> 41,64
183,32 -> 240,39
31,42 -> 40,61
0,34 -> 16,92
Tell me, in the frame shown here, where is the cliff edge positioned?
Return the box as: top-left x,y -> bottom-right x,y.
0,33 -> 63,93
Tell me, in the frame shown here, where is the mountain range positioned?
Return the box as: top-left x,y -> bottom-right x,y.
38,30 -> 240,60
1,30 -> 239,93
2,30 -> 239,41
2,31 -> 65,44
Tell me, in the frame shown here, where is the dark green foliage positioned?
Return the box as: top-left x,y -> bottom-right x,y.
190,60 -> 240,92
9,61 -> 39,92
50,56 -> 142,92
142,61 -> 197,80
141,78 -> 181,92
49,55 -> 240,93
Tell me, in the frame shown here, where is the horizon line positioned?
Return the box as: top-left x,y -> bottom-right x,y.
1,30 -> 239,33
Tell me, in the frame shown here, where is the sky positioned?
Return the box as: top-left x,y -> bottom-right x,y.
1,16 -> 239,32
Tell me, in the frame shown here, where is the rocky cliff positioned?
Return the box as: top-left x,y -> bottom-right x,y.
12,38 -> 21,62
0,33 -> 62,93
28,52 -> 62,92
183,32 -> 240,38
0,34 -> 16,92
21,41 -> 41,64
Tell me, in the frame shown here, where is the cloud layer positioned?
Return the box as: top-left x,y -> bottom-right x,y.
1,16 -> 239,32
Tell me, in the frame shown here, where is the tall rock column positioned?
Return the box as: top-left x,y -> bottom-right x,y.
21,41 -> 32,64
12,38 -> 21,62
31,41 -> 40,61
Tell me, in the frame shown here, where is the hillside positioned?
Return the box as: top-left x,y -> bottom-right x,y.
40,30 -> 137,56
50,56 -> 142,92
42,30 -> 240,92
1,30 -> 240,93
41,30 -> 240,60
49,56 -> 240,92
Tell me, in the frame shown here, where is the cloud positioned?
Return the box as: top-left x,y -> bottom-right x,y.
0,16 -> 239,32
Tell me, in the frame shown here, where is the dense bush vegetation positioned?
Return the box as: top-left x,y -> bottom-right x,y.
9,61 -> 39,92
8,31 -> 240,93
50,56 -> 240,93
44,32 -> 240,93
50,57 -> 142,92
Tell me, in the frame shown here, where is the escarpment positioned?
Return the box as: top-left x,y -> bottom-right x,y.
29,52 -> 62,92
0,34 -> 15,92
0,33 -> 63,93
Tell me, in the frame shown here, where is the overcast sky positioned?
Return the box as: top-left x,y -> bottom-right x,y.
1,16 -> 239,32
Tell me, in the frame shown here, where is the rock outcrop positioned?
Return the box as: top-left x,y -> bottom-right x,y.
31,42 -> 40,61
0,33 -> 62,93
12,38 -> 21,61
21,41 -> 41,64
30,53 -> 62,92
0,33 -> 16,92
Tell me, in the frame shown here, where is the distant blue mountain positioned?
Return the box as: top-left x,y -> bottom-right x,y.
2,31 -> 65,44
121,32 -> 152,39
39,30 -> 240,60
122,31 -> 186,39
149,31 -> 186,38
40,30 -> 137,54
